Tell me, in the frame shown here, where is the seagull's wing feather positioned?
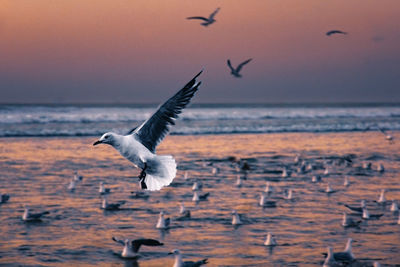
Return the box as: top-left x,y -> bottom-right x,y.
112,237 -> 125,246
209,7 -> 220,19
132,239 -> 163,253
132,71 -> 202,153
187,16 -> 209,21
236,58 -> 252,72
227,60 -> 235,72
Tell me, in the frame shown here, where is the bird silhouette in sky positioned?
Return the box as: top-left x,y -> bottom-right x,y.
187,8 -> 220,27
227,58 -> 252,78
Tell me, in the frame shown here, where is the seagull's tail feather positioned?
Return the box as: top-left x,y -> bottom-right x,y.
145,155 -> 177,191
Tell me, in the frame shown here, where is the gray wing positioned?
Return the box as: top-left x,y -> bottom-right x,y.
131,71 -> 202,153
209,7 -> 220,20
132,238 -> 163,253
227,60 -> 235,72
326,30 -> 347,36
187,16 -> 209,21
112,236 -> 125,246
236,58 -> 252,72
183,259 -> 208,267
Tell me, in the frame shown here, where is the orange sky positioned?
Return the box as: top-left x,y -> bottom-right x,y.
0,0 -> 399,103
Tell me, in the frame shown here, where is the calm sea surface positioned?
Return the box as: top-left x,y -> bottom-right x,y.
0,132 -> 399,266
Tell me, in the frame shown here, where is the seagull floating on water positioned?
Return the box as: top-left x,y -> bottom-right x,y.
93,71 -> 202,191
192,181 -> 202,191
264,232 -> 277,246
231,210 -> 242,225
179,202 -> 191,218
99,182 -> 111,194
377,189 -> 386,203
312,175 -> 322,183
343,176 -> 350,187
284,188 -> 293,200
326,30 -> 347,36
377,163 -> 384,172
390,200 -> 398,212
264,182 -> 274,195
169,249 -> 208,267
227,59 -> 252,78
362,162 -> 372,170
22,206 -> 49,222
362,207 -> 383,220
112,237 -> 163,258
342,213 -> 361,228
186,7 -> 220,27
156,211 -> 170,229
67,179 -> 77,192
192,191 -> 210,202
235,175 -> 242,187
259,193 -> 277,207
73,171 -> 83,181
332,238 -> 355,262
101,197 -> 125,211
281,167 -> 290,178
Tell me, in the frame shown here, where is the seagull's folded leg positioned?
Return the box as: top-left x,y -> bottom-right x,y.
139,163 -> 147,190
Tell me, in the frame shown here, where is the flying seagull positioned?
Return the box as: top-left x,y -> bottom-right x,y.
93,71 -> 202,191
112,237 -> 163,258
326,30 -> 347,36
227,59 -> 252,78
187,7 -> 220,27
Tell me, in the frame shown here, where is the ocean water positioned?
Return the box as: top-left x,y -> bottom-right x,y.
0,133 -> 399,266
0,104 -> 399,137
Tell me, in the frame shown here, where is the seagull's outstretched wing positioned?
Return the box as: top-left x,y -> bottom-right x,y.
227,60 -> 235,72
209,7 -> 220,19
236,58 -> 252,72
186,16 -> 209,21
132,71 -> 202,153
112,237 -> 125,246
132,239 -> 164,253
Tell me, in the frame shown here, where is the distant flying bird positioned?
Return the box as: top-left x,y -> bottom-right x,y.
93,71 -> 202,191
326,30 -> 347,36
187,7 -> 220,27
227,59 -> 252,78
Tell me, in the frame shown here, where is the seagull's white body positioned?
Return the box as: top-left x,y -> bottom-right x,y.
22,208 -> 30,221
156,211 -> 169,229
232,210 -> 242,225
259,193 -> 267,206
377,163 -> 384,172
170,249 -> 208,267
235,175 -> 242,187
179,202 -> 186,214
68,179 -> 76,191
282,168 -> 289,178
264,232 -> 277,246
122,239 -> 137,258
326,183 -> 334,193
378,189 -> 386,203
390,200 -> 398,212
285,189 -> 293,200
264,182 -> 273,194
343,176 -> 350,187
362,207 -> 370,219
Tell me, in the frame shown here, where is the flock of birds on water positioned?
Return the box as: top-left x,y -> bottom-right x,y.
1,5 -> 398,267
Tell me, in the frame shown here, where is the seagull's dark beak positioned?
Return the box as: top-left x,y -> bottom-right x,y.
93,140 -> 102,146
168,252 -> 173,255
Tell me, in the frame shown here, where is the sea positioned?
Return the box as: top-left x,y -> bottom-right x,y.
0,103 -> 399,137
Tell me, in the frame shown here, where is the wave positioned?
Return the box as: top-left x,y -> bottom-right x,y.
1,106 -> 400,124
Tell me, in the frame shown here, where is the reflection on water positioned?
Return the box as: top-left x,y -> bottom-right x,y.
0,133 -> 399,266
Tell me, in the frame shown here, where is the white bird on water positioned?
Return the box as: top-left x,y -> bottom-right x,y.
22,206 -> 49,222
332,238 -> 355,262
231,210 -> 242,225
112,237 -> 163,258
343,176 -> 350,187
235,175 -> 242,187
93,71 -> 202,191
390,200 -> 398,212
377,163 -> 384,172
169,249 -> 208,267
378,189 -> 386,203
156,211 -> 170,229
264,232 -> 277,246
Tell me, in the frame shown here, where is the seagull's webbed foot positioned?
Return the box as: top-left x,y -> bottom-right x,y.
138,163 -> 148,190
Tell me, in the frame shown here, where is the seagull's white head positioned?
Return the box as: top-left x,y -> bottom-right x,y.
93,132 -> 117,146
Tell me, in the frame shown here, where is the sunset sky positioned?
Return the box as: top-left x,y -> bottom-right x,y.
0,0 -> 399,103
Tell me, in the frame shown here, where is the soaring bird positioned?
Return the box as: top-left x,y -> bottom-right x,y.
112,237 -> 163,258
326,30 -> 347,36
93,71 -> 202,191
187,8 -> 220,27
227,59 -> 252,78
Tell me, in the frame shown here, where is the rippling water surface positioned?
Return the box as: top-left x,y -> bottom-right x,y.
0,133 -> 399,266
